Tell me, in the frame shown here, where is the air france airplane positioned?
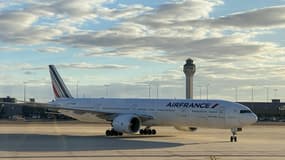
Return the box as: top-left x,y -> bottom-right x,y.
12,65 -> 258,142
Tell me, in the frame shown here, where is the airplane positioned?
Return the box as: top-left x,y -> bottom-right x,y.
3,65 -> 258,142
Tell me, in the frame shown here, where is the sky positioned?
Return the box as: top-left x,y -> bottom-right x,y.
0,0 -> 285,102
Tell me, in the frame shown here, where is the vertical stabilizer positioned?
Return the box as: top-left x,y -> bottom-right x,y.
49,65 -> 73,99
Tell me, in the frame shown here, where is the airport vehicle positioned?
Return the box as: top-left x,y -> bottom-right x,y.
3,65 -> 258,142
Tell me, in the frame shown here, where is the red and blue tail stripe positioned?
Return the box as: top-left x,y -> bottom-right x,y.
49,65 -> 73,99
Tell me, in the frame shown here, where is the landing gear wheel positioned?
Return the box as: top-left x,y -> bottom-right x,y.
105,129 -> 123,137
230,128 -> 238,142
110,130 -> 114,136
106,130 -> 111,136
230,136 -> 237,142
147,129 -> 152,135
139,128 -> 157,135
151,129 -> 156,135
143,129 -> 148,135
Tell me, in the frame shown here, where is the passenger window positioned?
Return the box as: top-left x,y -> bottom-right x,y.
240,110 -> 251,113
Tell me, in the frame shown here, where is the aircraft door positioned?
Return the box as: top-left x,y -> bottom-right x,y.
189,109 -> 208,127
225,107 -> 239,128
207,105 -> 225,128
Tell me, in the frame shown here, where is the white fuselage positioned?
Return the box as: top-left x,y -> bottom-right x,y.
49,98 -> 257,129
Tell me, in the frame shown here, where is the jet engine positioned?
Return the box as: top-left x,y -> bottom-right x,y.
174,126 -> 198,132
112,114 -> 141,134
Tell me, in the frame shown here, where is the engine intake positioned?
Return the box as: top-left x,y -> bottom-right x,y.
112,114 -> 141,134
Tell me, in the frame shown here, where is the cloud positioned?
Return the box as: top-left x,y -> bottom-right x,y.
0,63 -> 134,75
208,6 -> 285,29
0,0 -> 156,45
144,5 -> 285,30
57,62 -> 134,70
0,11 -> 37,33
61,28 -> 284,64
136,0 -> 223,23
23,71 -> 34,75
98,4 -> 153,20
37,47 -> 65,53
54,1 -> 284,65
2,0 -> 285,59
0,47 -> 21,51
39,0 -> 115,18
47,0 -> 97,17
21,62 -> 134,70
0,10 -> 62,44
136,69 -> 184,88
0,0 -> 123,44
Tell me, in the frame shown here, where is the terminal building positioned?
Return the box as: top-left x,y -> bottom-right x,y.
0,97 -> 72,120
240,99 -> 285,121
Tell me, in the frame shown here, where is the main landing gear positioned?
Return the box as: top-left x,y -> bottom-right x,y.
230,128 -> 238,142
105,127 -> 157,136
139,127 -> 157,135
105,129 -> 123,137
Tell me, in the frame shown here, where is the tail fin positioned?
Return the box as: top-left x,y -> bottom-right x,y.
49,65 -> 73,99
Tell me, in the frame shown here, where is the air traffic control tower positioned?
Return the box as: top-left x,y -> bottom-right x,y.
183,58 -> 196,99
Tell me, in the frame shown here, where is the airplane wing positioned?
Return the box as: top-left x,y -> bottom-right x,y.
0,101 -> 153,122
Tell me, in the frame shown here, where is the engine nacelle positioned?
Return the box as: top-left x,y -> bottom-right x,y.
174,126 -> 198,132
112,114 -> 141,134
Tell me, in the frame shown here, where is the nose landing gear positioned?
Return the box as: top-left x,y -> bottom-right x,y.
230,128 -> 238,142
230,135 -> 237,142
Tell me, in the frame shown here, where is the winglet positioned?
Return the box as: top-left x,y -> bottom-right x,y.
49,65 -> 73,99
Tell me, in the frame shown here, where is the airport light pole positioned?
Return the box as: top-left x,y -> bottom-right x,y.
199,85 -> 202,99
235,87 -> 238,102
206,84 -> 210,100
104,84 -> 110,97
135,83 -> 151,98
266,87 -> 269,102
76,81 -> 79,98
251,86 -> 254,102
23,82 -> 27,102
156,84 -> 159,99
274,89 -> 278,99
148,84 -> 151,98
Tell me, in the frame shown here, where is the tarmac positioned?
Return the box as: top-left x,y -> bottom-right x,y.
0,121 -> 284,160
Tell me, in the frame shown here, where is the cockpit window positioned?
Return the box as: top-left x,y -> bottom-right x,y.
240,110 -> 252,113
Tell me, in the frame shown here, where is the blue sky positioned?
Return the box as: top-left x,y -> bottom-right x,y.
0,0 -> 285,102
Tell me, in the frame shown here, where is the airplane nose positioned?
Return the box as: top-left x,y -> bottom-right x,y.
239,113 -> 258,125
251,113 -> 258,124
